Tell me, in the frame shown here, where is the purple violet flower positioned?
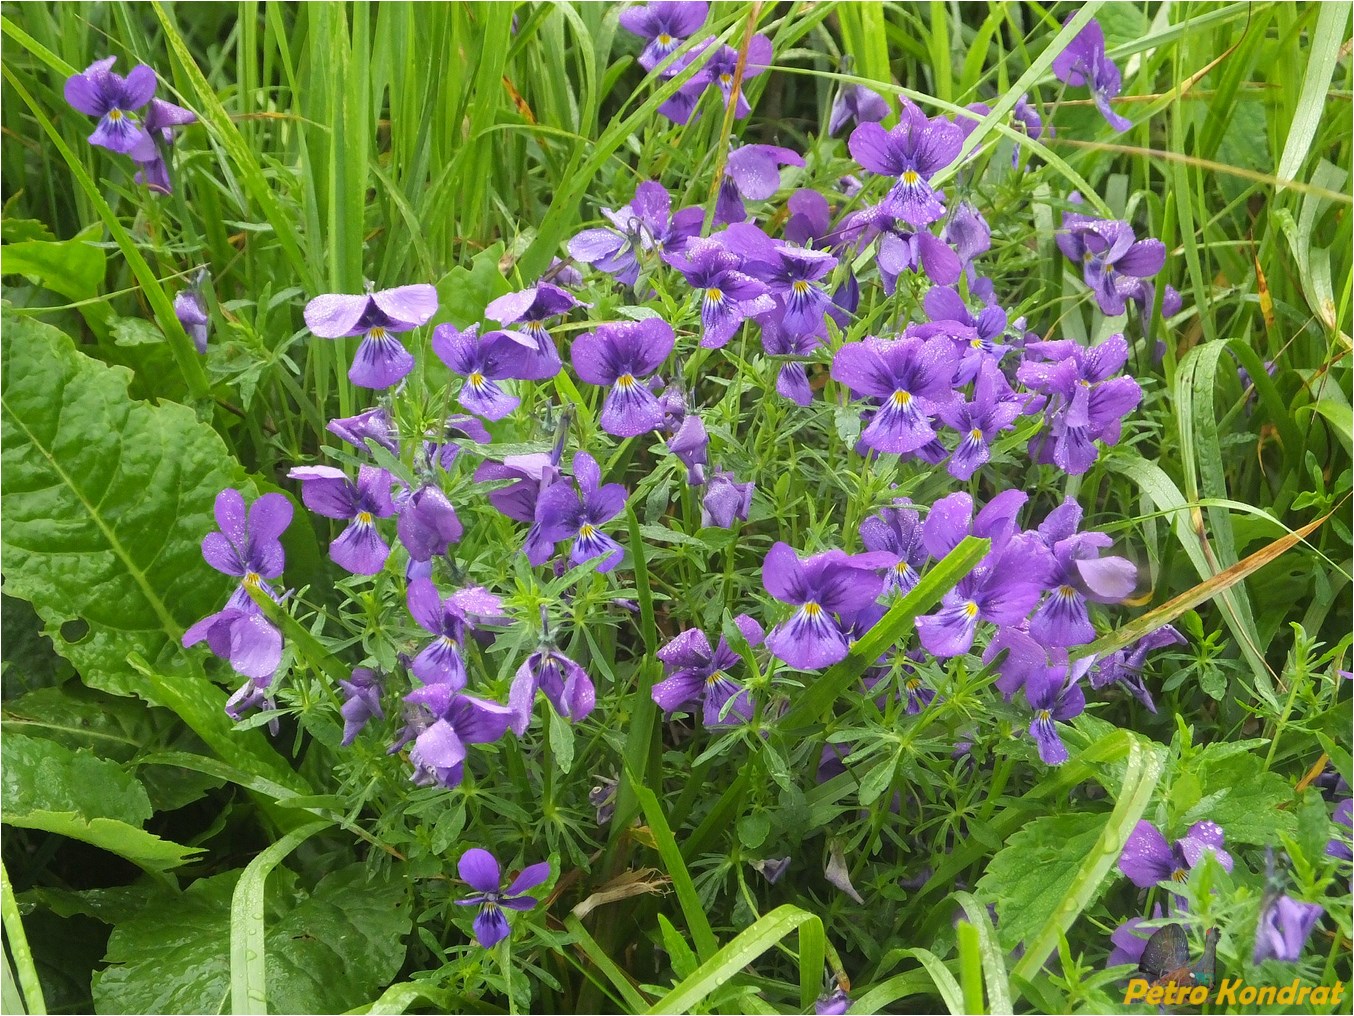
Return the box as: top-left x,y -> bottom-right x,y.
339,667 -> 384,745
665,238 -> 773,349
783,189 -> 834,247
456,848 -> 550,949
859,502 -> 926,597
432,324 -> 522,420
482,283 -> 583,381
1017,334 -> 1142,474
1023,657 -> 1089,765
1057,213 -> 1167,315
749,243 -> 839,338
535,451 -> 627,572
407,579 -> 505,687
1027,497 -> 1138,647
288,465 -> 397,575
924,285 -> 1008,384
848,105 -> 964,226
841,202 -> 960,289
64,56 -> 156,155
1119,820 -> 1234,890
815,988 -> 851,1016
474,453 -> 564,566
183,608 -> 283,684
941,201 -> 992,269
663,34 -> 774,124
1253,896 -> 1323,964
830,333 -> 959,455
198,488 -> 292,613
1090,624 -> 1185,712
303,285 -> 438,389
1106,906 -> 1164,968
652,615 -> 764,726
396,485 -> 463,572
915,536 -> 1049,658
702,470 -> 754,528
328,407 -> 400,456
130,97 -> 197,193
508,645 -> 596,734
571,318 -> 675,437
716,143 -> 805,224
1011,94 -> 1044,165
938,359 -> 1023,480
762,543 -> 892,670
1328,800 -> 1352,860
667,414 -> 709,485
174,286 -> 209,354
400,685 -> 515,789
619,2 -> 709,71
569,182 -> 703,286
829,82 -> 889,135
1051,17 -> 1132,132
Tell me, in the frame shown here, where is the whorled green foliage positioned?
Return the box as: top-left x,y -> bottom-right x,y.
91,864 -> 411,1014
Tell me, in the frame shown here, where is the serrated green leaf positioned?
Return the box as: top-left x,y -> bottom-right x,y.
977,814 -> 1110,954
1185,748 -> 1296,845
2,233 -> 105,304
1,734 -> 199,873
92,864 -> 411,1014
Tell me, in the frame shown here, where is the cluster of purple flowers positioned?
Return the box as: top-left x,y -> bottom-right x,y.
64,56 -> 196,193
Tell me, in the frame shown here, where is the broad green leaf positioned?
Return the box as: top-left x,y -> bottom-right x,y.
1,735 -> 199,873
0,313 -> 305,794
1184,747 -> 1296,845
92,864 -> 411,1015
1276,3 -> 1351,186
2,233 -> 105,304
978,814 -> 1109,955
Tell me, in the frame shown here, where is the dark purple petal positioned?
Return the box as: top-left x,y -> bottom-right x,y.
507,861 -> 552,896
1119,821 -> 1175,888
459,848 -> 502,893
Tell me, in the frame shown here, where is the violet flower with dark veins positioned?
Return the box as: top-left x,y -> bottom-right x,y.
848,105 -> 964,226
1023,657 -> 1089,765
938,358 -> 1023,480
1027,496 -> 1138,648
328,406 -> 400,456
64,56 -> 156,154
400,685 -> 515,790
396,485 -> 463,578
1090,624 -> 1185,712
339,667 -> 384,745
829,82 -> 889,135
304,285 -> 438,389
715,143 -> 804,225
652,615 -> 764,726
288,465 -> 396,575
665,238 -> 772,349
456,848 -> 550,948
534,451 -> 628,572
1253,895 -> 1323,964
432,324 -> 523,420
474,453 -> 564,566
618,1 -> 709,71
568,181 -> 703,286
482,283 -> 583,381
1051,17 -> 1132,132
571,317 -> 675,437
1119,820 -> 1234,891
1057,212 -> 1166,316
509,642 -> 595,734
406,580 -> 505,687
762,543 -> 893,670
859,502 -> 927,597
830,333 -> 959,455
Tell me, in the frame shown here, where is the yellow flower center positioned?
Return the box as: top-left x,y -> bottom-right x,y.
970,338 -> 984,348
792,280 -> 811,296
579,523 -> 596,538
906,677 -> 922,691
368,326 -> 388,339
243,572 -> 262,588
657,32 -> 673,45
720,72 -> 733,87
902,169 -> 920,185
1037,708 -> 1052,722
891,390 -> 913,408
439,635 -> 456,648
894,562 -> 911,576
108,108 -> 124,121
1058,584 -> 1077,598
617,373 -> 635,389
469,371 -> 485,387
706,670 -> 724,686
1172,868 -> 1189,883
969,427 -> 983,440
963,601 -> 979,618
357,511 -> 373,525
525,319 -> 545,335
705,287 -> 723,303
802,601 -> 823,618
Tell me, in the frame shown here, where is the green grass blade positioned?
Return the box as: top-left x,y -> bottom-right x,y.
0,863 -> 45,1016
630,782 -> 718,963
898,948 -> 964,1016
230,820 -> 332,1015
642,904 -> 824,1015
952,891 -> 1012,1016
563,915 -> 650,1012
1276,3 -> 1351,187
